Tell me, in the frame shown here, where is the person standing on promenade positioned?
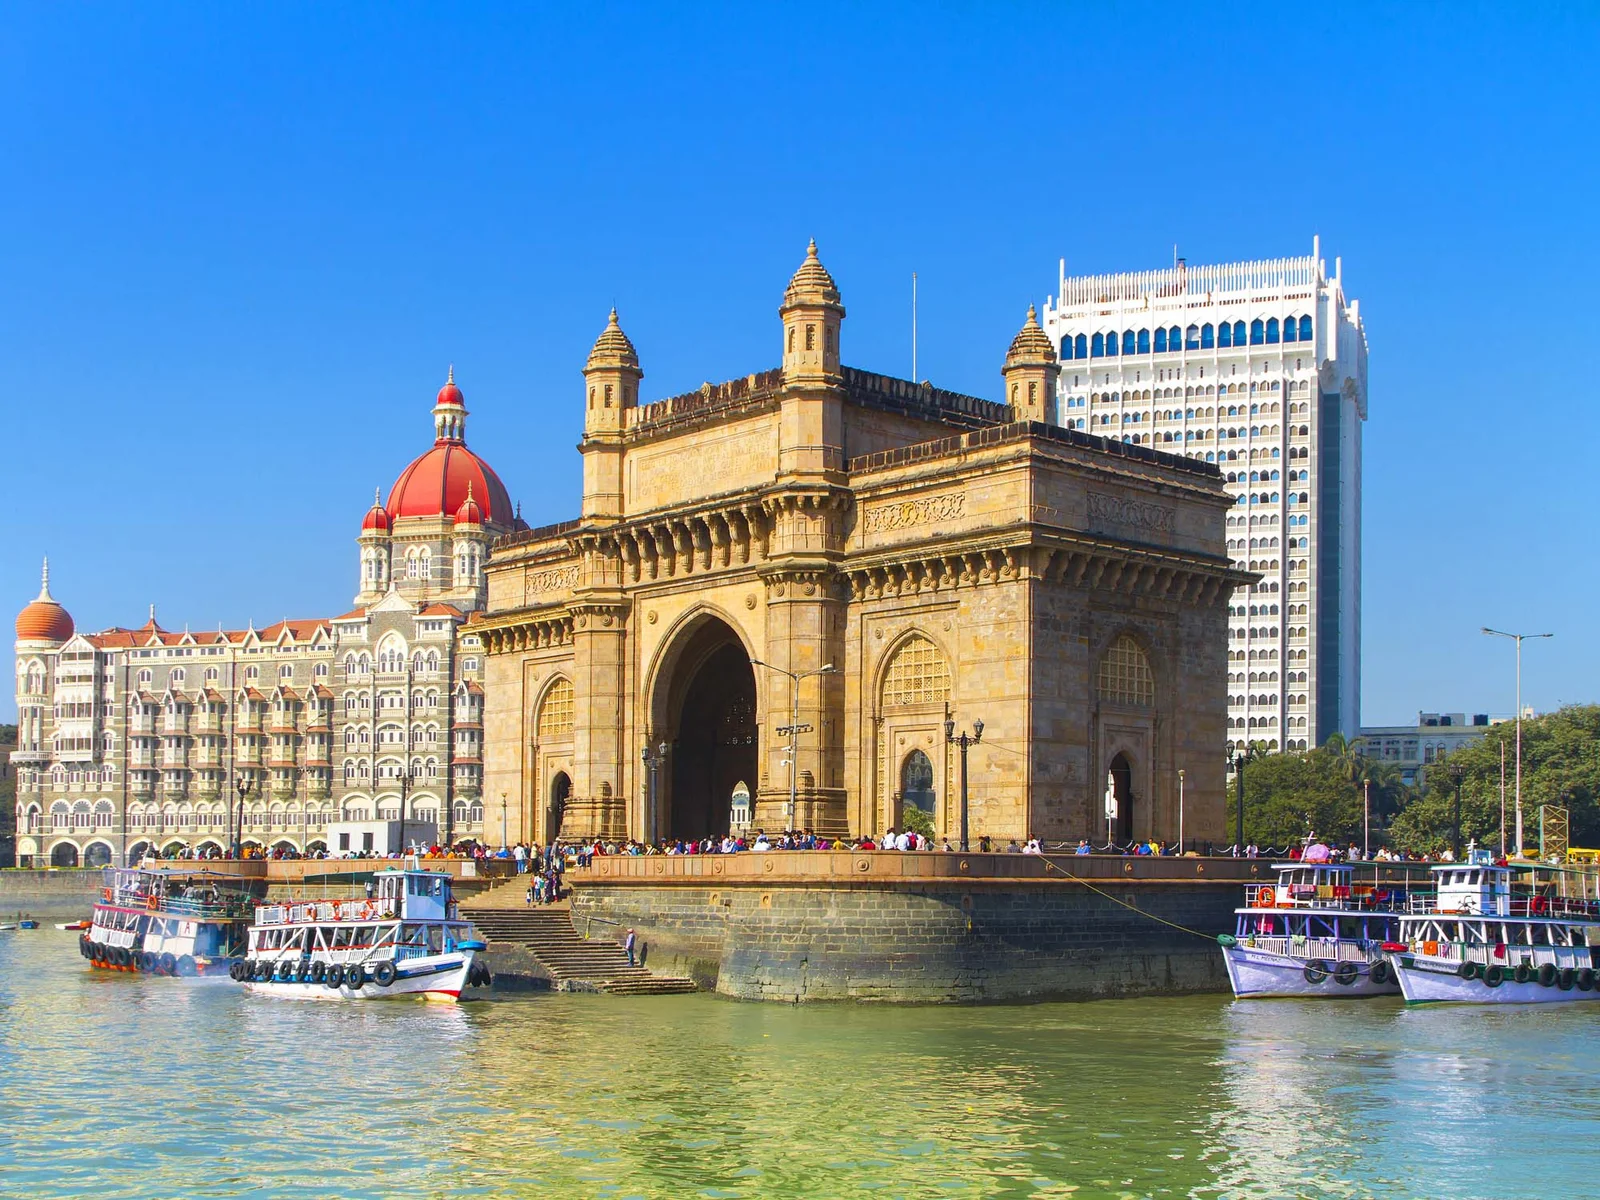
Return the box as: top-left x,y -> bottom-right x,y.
624,928 -> 637,966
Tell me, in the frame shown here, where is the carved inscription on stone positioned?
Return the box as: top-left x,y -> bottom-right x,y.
1087,492 -> 1175,535
523,565 -> 579,603
863,492 -> 966,534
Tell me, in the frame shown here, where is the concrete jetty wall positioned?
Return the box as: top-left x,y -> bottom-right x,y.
0,870 -> 103,916
569,852 -> 1283,1003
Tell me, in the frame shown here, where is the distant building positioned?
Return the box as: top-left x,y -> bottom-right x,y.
11,373 -> 518,867
1042,240 -> 1367,759
1353,712 -> 1493,788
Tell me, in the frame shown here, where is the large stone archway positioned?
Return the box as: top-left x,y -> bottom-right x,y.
652,617 -> 758,841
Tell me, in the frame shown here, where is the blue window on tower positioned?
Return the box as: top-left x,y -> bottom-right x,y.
1283,316 -> 1298,344
1169,325 -> 1181,349
1091,332 -> 1105,357
1185,324 -> 1200,350
1218,322 -> 1232,348
1201,323 -> 1215,349
1137,328 -> 1150,354
1074,334 -> 1087,359
1122,330 -> 1136,355
1233,320 -> 1247,345
1060,337 -> 1073,360
1266,318 -> 1280,344
1299,315 -> 1312,341
1106,331 -> 1119,356
1154,327 -> 1167,353
1250,319 -> 1265,345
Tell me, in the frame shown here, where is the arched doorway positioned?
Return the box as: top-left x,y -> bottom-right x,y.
656,618 -> 757,841
83,842 -> 113,868
1109,752 -> 1134,845
547,772 -> 572,843
50,842 -> 79,868
899,749 -> 936,832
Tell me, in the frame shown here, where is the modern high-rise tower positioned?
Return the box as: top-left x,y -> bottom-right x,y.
1041,240 -> 1366,757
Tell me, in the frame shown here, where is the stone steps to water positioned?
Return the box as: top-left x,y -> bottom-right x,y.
461,905 -> 696,995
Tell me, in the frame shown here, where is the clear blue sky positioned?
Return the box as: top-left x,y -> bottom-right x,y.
4,4 -> 1597,727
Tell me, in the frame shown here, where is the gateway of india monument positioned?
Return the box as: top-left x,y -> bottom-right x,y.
476,243 -> 1248,850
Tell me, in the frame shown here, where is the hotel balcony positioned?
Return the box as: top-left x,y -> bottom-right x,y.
235,714 -> 262,733
236,748 -> 261,767
130,716 -> 158,735
194,714 -> 225,734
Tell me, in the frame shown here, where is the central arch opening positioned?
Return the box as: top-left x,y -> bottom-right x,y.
659,619 -> 757,841
1109,751 -> 1134,845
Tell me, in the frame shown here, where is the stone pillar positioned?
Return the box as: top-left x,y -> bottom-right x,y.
568,600 -> 630,840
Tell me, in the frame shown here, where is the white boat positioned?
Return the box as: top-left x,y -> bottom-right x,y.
81,867 -> 255,977
56,920 -> 91,931
236,867 -> 489,1003
1219,861 -> 1426,998
1385,847 -> 1600,1005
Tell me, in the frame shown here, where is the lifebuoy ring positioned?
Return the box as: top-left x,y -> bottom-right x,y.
1257,887 -> 1276,908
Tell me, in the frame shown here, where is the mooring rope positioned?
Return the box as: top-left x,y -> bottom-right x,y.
1034,853 -> 1223,942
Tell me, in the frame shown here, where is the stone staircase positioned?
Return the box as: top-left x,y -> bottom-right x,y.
461,905 -> 696,996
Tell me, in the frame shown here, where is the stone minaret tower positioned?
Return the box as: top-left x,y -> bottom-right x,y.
580,309 -> 642,522
779,238 -> 845,384
356,488 -> 393,605
1001,305 -> 1059,425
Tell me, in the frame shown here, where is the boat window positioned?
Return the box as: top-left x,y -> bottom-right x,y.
428,926 -> 443,954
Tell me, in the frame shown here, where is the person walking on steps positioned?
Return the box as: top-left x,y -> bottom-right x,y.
624,928 -> 637,967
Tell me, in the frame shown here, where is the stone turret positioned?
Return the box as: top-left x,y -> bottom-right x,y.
779,239 -> 844,383
1001,305 -> 1059,424
581,309 -> 642,520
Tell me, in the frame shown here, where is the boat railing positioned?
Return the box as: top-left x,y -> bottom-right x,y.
255,897 -> 400,925
1240,935 -> 1372,962
1251,882 -> 1423,912
1509,896 -> 1600,920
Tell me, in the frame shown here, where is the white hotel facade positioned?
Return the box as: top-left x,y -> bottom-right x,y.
1041,241 -> 1367,758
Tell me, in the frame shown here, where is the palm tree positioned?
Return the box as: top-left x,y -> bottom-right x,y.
1320,731 -> 1364,785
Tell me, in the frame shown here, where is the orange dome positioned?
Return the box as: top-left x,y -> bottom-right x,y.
389,443 -> 511,523
16,559 -> 73,643
360,487 -> 392,534
436,364 -> 464,409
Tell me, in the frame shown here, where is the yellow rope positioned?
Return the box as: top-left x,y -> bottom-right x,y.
1035,853 -> 1222,942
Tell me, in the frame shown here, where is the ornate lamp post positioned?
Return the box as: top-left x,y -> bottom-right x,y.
641,741 -> 669,843
944,714 -> 984,852
1234,754 -> 1247,855
232,775 -> 254,859
397,766 -> 416,857
750,660 -> 835,831
1178,768 -> 1186,855
499,790 -> 508,850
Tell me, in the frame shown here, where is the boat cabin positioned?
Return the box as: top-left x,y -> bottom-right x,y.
1432,848 -> 1512,917
372,869 -> 453,922
1253,864 -> 1356,908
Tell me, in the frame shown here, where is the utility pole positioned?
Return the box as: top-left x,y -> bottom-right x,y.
1482,628 -> 1552,856
1178,768 -> 1185,854
1234,754 -> 1247,855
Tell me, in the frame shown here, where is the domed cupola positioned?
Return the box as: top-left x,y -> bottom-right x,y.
1000,304 -> 1060,425
780,239 -> 844,381
360,487 -> 392,535
16,558 -> 74,644
453,481 -> 484,528
386,368 -> 514,524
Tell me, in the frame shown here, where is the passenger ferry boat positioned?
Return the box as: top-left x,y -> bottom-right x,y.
1385,847 -> 1600,1004
1218,861 -> 1423,998
234,867 -> 489,1002
81,867 -> 255,977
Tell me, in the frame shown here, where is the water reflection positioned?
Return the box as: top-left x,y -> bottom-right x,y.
2,932 -> 1596,1199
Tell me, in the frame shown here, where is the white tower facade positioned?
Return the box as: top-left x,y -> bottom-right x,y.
1042,240 -> 1367,757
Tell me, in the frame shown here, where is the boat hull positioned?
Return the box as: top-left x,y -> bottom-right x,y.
244,952 -> 477,1003
1390,957 -> 1600,1005
1222,944 -> 1399,998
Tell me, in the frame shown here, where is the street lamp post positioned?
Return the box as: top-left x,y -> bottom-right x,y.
499,791 -> 508,851
232,776 -> 254,859
1177,768 -> 1186,855
944,715 -> 984,852
1234,755 -> 1247,855
1482,628 -> 1552,856
641,741 -> 669,843
397,767 -> 415,857
1447,762 -> 1465,861
1362,776 -> 1371,861
750,660 -> 835,832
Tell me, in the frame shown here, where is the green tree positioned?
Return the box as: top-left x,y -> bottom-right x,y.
1387,705 -> 1600,856
1238,747 -> 1364,849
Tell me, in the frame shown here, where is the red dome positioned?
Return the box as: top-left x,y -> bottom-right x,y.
454,482 -> 484,527
361,489 -> 392,533
436,365 -> 464,409
16,560 -> 73,642
388,443 -> 512,524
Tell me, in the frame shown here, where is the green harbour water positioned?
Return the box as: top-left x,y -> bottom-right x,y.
1,930 -> 1594,1199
